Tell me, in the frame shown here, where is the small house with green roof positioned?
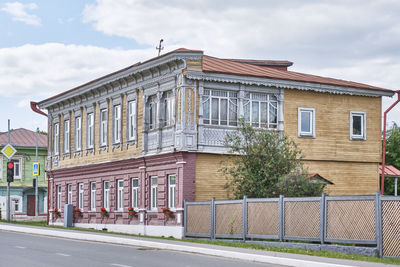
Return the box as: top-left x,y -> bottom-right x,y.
0,128 -> 47,220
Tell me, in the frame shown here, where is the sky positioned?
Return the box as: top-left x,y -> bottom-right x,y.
0,0 -> 399,133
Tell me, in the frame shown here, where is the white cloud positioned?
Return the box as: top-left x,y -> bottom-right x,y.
1,2 -> 42,26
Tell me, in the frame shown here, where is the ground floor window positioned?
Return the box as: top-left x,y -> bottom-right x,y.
168,174 -> 176,209
150,176 -> 158,210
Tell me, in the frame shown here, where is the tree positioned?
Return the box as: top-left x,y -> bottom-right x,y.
221,119 -> 325,199
384,123 -> 400,195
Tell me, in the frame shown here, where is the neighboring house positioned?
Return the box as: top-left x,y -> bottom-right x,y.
35,48 -> 394,237
0,128 -> 48,219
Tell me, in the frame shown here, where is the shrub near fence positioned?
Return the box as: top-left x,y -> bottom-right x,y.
184,194 -> 400,258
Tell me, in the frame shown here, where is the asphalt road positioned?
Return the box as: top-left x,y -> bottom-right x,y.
0,231 -> 280,267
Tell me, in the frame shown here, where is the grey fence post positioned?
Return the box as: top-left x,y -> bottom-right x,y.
278,195 -> 284,242
242,196 -> 247,242
183,200 -> 187,238
210,197 -> 215,240
375,192 -> 383,257
320,193 -> 326,244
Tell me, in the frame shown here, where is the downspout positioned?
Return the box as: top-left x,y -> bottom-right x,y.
30,101 -> 50,224
381,90 -> 400,195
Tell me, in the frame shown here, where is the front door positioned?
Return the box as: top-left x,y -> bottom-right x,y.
27,195 -> 35,216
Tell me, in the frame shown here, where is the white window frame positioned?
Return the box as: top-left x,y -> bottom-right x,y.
113,105 -> 121,143
244,93 -> 278,129
350,111 -> 366,140
202,90 -> 238,126
117,179 -> 124,211
12,197 -> 22,213
128,100 -> 136,141
100,109 -> 108,146
87,113 -> 94,149
150,176 -> 158,210
78,183 -> 84,210
164,92 -> 175,126
90,182 -> 96,211
67,184 -> 72,204
54,123 -> 59,155
131,178 -> 138,209
57,185 -> 62,210
149,98 -> 158,130
104,181 -> 110,211
75,117 -> 82,151
11,157 -> 22,179
298,107 -> 315,137
168,174 -> 176,209
64,119 -> 70,153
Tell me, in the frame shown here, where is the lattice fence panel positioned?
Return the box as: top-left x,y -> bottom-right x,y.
186,204 -> 211,235
215,203 -> 243,235
284,201 -> 320,238
382,200 -> 400,257
247,202 -> 279,236
326,200 -> 375,241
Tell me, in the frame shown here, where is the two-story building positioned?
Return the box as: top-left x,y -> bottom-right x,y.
35,48 -> 394,237
0,128 -> 48,220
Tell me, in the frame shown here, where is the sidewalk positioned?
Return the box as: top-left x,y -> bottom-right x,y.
0,223 -> 396,267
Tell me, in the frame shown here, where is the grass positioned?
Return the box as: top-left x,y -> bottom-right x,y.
2,220 -> 400,265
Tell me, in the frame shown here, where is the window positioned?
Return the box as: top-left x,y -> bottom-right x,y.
57,185 -> 62,210
13,198 -> 20,213
0,156 -> 3,179
149,97 -> 158,130
114,105 -> 121,143
100,109 -> 108,146
90,182 -> 96,211
67,184 -> 72,204
117,179 -> 124,211
75,117 -> 82,151
244,93 -> 278,128
87,113 -> 94,149
128,101 -> 136,141
298,107 -> 315,137
131,178 -> 138,208
64,120 -> 70,153
11,158 -> 22,179
202,90 -> 237,126
168,175 -> 176,209
54,123 -> 59,155
350,111 -> 366,140
78,183 -> 84,210
164,92 -> 175,126
104,181 -> 110,211
150,176 -> 158,210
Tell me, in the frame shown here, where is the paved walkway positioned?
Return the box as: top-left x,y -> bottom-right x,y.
0,223 -> 396,267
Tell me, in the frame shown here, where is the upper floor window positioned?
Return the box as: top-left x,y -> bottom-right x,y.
127,100 -> 136,141
244,93 -> 277,128
0,156 -> 3,179
150,176 -> 158,210
149,97 -> 158,130
87,113 -> 94,149
131,178 -> 138,208
64,120 -> 70,153
164,92 -> 175,126
113,105 -> 121,143
350,111 -> 366,140
100,109 -> 108,146
104,181 -> 110,211
12,158 -> 22,179
168,174 -> 176,209
298,107 -> 315,137
54,123 -> 59,155
78,183 -> 84,210
202,90 -> 237,126
117,179 -> 124,211
75,117 -> 82,151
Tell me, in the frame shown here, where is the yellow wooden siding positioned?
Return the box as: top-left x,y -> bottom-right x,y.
186,59 -> 202,72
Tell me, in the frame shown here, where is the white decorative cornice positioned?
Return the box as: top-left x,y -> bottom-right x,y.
186,71 -> 394,97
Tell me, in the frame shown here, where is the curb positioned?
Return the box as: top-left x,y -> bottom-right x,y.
0,224 -> 353,267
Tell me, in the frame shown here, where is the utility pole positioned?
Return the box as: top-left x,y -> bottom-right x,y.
35,127 -> 39,217
7,120 -> 10,222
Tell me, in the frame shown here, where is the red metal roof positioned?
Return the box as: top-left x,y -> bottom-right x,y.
202,56 -> 392,92
0,128 -> 47,148
380,165 -> 400,177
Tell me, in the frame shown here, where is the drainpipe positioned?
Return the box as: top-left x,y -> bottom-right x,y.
381,90 -> 400,195
30,101 -> 50,223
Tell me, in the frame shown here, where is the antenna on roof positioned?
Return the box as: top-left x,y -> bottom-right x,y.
156,39 -> 164,56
